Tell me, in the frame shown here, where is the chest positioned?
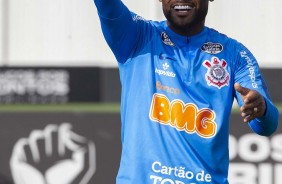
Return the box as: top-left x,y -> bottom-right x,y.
153,45 -> 233,90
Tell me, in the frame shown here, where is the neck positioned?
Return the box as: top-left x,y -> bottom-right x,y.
167,21 -> 205,37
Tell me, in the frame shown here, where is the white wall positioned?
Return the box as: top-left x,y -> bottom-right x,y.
7,0 -> 108,66
0,0 -> 3,62
0,0 -> 282,68
206,0 -> 282,68
3,0 -> 160,67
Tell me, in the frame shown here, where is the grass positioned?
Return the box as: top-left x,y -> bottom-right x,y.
0,103 -> 120,113
0,103 -> 281,113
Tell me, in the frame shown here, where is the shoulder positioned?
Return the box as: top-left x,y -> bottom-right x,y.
133,13 -> 166,32
131,14 -> 167,39
207,28 -> 241,46
206,27 -> 250,55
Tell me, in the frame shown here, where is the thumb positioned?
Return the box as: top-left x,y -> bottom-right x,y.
234,83 -> 250,96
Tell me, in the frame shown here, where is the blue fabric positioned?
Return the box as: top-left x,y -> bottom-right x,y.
94,1 -> 279,183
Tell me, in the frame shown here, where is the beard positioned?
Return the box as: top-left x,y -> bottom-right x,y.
163,7 -> 208,34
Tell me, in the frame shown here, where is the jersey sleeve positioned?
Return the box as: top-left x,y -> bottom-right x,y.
234,43 -> 279,136
94,0 -> 149,63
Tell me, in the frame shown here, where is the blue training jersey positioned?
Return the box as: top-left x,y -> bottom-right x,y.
94,1 -> 279,183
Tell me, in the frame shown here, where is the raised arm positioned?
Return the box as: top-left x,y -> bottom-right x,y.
93,0 -> 142,63
94,0 -> 124,19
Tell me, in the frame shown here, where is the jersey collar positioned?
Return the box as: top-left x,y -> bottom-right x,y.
163,21 -> 208,48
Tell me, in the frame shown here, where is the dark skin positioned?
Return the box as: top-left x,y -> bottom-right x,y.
160,0 -> 209,36
234,83 -> 266,123
160,0 -> 266,122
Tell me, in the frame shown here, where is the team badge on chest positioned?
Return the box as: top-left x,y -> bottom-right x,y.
203,57 -> 230,89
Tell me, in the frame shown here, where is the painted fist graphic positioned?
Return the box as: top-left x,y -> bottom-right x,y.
10,123 -> 96,184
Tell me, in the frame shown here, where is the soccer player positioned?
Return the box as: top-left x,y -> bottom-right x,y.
93,0 -> 279,183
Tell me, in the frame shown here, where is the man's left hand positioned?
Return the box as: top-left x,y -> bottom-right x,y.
234,83 -> 266,123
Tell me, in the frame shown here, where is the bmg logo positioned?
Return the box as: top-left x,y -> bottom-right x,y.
10,123 -> 96,184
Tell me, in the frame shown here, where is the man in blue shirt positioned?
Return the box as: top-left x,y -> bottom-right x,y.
94,0 -> 279,183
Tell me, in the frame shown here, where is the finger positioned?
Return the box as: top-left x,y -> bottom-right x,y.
29,130 -> 45,163
12,138 -> 29,162
243,106 -> 261,122
58,123 -> 86,157
242,91 -> 262,105
240,92 -> 265,117
44,124 -> 59,156
68,131 -> 88,150
241,100 -> 259,113
243,114 -> 256,123
241,103 -> 265,123
240,99 -> 261,112
61,123 -> 88,151
234,83 -> 250,96
36,136 -> 47,161
22,143 -> 34,164
58,123 -> 72,156
71,142 -> 96,184
241,108 -> 253,118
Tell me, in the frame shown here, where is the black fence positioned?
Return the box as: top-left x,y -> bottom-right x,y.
0,67 -> 281,104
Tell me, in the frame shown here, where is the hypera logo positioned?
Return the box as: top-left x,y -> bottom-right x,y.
155,62 -> 176,78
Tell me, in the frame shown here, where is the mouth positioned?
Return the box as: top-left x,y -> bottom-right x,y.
173,4 -> 194,12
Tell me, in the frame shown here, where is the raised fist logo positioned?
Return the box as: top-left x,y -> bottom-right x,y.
10,123 -> 96,184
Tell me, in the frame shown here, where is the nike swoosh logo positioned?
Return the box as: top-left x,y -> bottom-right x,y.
159,53 -> 177,61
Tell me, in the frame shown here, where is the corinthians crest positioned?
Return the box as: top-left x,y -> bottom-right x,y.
203,57 -> 230,89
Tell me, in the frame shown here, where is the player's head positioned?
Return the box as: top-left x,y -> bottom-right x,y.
159,0 -> 212,36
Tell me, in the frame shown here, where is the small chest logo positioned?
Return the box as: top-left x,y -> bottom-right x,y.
201,42 -> 223,54
203,57 -> 230,89
161,32 -> 175,47
155,62 -> 176,78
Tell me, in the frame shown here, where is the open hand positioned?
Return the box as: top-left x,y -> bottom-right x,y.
234,83 -> 266,123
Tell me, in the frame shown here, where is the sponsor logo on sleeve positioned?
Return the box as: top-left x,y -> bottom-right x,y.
132,15 -> 147,22
203,57 -> 230,89
201,42 -> 223,54
240,51 -> 258,88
